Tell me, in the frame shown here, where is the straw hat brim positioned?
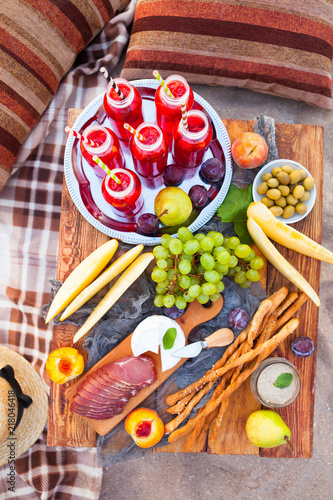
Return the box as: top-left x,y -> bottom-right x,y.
0,346 -> 48,467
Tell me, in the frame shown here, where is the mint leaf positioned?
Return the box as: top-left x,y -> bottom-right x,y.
217,184 -> 253,244
273,373 -> 293,389
162,328 -> 177,350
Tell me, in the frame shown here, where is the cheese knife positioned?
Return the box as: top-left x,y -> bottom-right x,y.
172,328 -> 234,359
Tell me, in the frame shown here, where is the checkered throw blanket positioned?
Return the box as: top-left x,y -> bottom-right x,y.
0,2 -> 136,498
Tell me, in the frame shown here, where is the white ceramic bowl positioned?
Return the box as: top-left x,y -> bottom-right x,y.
252,159 -> 316,224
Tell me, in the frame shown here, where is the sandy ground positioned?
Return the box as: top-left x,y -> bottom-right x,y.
100,83 -> 333,500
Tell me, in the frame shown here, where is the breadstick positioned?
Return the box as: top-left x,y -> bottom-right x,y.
276,292 -> 308,330
276,292 -> 298,317
166,298 -> 272,407
164,381 -> 215,434
166,392 -> 196,414
186,407 -> 219,452
167,318 -> 299,441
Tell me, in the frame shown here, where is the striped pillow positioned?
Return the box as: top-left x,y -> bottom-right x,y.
121,0 -> 333,110
0,0 -> 129,194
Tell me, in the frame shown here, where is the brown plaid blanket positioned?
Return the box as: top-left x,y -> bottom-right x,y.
0,2 -> 135,498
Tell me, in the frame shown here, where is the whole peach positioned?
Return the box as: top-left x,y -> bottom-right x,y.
231,132 -> 268,169
125,408 -> 164,448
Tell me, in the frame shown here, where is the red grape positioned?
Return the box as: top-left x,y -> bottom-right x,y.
200,158 -> 225,183
189,185 -> 208,208
228,308 -> 249,330
162,305 -> 186,319
163,164 -> 185,187
137,213 -> 158,234
291,336 -> 314,357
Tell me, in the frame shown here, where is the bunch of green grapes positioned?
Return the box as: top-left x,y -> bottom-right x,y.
151,227 -> 264,309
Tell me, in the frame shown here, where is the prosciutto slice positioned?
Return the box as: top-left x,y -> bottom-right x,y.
70,355 -> 156,420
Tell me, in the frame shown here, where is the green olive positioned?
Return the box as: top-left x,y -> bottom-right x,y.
299,191 -> 310,202
262,172 -> 273,182
281,165 -> 294,174
266,188 -> 281,200
303,177 -> 315,191
270,206 -> 284,217
271,167 -> 282,177
286,194 -> 298,206
282,205 -> 296,218
296,202 -> 307,215
278,185 -> 290,196
276,172 -> 290,185
299,169 -> 307,181
261,197 -> 274,208
257,182 -> 268,195
275,196 -> 287,208
293,185 -> 305,199
267,178 -> 279,188
289,170 -> 302,184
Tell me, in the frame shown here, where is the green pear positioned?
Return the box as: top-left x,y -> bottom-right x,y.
245,410 -> 291,448
155,187 -> 192,227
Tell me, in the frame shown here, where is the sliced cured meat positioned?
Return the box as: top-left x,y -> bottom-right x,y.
72,393 -> 115,409
77,384 -> 129,405
70,355 -> 156,421
88,374 -> 127,397
96,369 -> 134,393
102,355 -> 156,386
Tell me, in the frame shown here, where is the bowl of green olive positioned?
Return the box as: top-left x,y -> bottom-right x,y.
252,159 -> 316,224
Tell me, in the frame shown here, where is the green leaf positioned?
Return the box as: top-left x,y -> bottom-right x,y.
273,372 -> 294,389
234,210 -> 253,245
162,328 -> 177,350
217,184 -> 253,244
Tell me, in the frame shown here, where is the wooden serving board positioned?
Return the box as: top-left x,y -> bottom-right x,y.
47,110 -> 323,459
65,296 -> 223,435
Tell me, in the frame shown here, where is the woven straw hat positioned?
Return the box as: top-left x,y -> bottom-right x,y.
0,346 -> 48,466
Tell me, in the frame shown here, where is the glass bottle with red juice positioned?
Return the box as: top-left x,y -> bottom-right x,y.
130,122 -> 168,182
172,110 -> 213,168
103,78 -> 143,141
80,124 -> 125,177
101,168 -> 143,218
155,75 -> 194,135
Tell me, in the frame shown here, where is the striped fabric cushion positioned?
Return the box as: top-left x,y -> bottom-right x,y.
121,0 -> 333,110
0,0 -> 129,194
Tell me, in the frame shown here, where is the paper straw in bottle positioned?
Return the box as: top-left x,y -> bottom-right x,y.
153,70 -> 174,98
181,101 -> 188,129
92,155 -> 121,185
123,123 -> 145,142
65,126 -> 97,147
100,67 -> 124,100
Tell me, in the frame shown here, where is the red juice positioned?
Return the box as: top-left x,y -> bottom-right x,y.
80,125 -> 125,177
155,75 -> 194,135
130,122 -> 168,180
103,78 -> 143,140
172,110 -> 213,168
101,168 -> 143,217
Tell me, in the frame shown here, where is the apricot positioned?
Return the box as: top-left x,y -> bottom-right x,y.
46,347 -> 84,384
125,408 -> 164,448
231,132 -> 268,169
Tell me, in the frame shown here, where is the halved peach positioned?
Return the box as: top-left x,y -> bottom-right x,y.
125,408 -> 164,448
46,347 -> 84,384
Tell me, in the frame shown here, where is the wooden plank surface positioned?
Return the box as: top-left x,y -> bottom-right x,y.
48,111 -> 323,459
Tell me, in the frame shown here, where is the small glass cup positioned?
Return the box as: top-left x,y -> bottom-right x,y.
172,109 -> 213,168
103,78 -> 144,141
250,357 -> 301,408
101,168 -> 143,218
80,124 -> 125,177
130,122 -> 168,181
155,74 -> 194,135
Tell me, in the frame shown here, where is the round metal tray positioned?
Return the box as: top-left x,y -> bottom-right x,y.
64,79 -> 232,245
